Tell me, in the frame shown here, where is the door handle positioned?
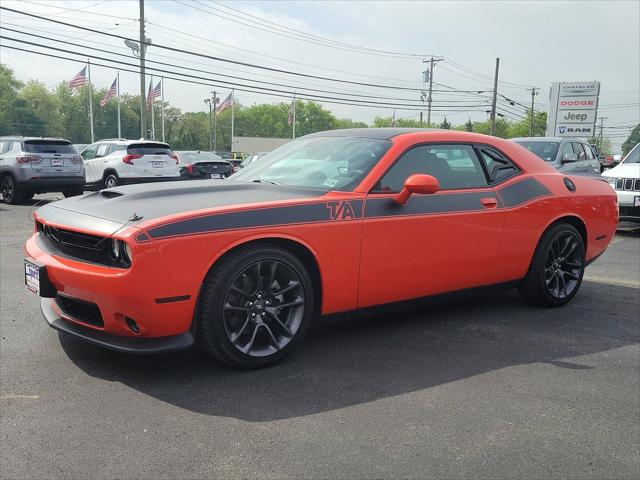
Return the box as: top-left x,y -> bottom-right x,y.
480,197 -> 498,209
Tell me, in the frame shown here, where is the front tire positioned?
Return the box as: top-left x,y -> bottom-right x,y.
197,243 -> 314,368
519,223 -> 585,307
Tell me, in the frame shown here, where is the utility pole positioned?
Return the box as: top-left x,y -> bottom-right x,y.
204,97 -> 212,151
423,57 -> 443,127
597,116 -> 608,151
527,87 -> 539,136
139,0 -> 146,139
489,57 -> 500,136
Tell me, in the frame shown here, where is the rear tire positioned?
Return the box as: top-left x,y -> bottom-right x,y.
1,175 -> 24,205
519,223 -> 585,307
103,173 -> 119,189
197,243 -> 314,368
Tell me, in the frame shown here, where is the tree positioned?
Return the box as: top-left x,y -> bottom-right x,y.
439,117 -> 451,129
336,118 -> 368,129
0,64 -> 24,135
465,118 -> 473,132
622,124 -> 640,156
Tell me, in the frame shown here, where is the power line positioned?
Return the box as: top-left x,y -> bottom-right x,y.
0,42 -> 493,114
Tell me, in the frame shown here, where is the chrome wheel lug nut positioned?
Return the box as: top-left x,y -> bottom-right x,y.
257,294 -> 262,299
252,313 -> 256,317
261,312 -> 265,317
248,301 -> 253,306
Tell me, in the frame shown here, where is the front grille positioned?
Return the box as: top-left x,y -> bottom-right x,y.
55,294 -> 104,327
614,178 -> 640,191
36,221 -> 127,268
195,162 -> 231,175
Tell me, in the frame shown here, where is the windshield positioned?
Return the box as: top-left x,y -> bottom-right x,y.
24,140 -> 75,154
231,136 -> 391,191
514,141 -> 560,162
177,152 -> 224,165
622,144 -> 639,164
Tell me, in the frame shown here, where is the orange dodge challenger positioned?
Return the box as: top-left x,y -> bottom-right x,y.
25,129 -> 618,368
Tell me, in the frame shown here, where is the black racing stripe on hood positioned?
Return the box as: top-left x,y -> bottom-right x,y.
147,200 -> 364,239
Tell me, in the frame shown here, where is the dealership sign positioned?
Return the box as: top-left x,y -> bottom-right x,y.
546,81 -> 600,138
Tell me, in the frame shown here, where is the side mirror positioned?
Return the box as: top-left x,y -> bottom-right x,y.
393,174 -> 439,205
562,152 -> 578,163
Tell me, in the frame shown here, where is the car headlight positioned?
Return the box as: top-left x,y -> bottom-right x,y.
109,239 -> 132,265
605,177 -> 616,186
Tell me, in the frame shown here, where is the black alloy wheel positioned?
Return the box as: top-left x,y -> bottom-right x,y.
520,223 -> 585,307
223,260 -> 305,357
543,232 -> 583,300
197,243 -> 314,368
1,176 -> 21,204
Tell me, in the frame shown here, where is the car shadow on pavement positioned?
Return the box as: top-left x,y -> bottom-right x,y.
59,282 -> 639,422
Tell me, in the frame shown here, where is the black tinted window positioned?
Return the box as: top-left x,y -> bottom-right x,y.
479,148 -> 519,183
127,143 -> 172,155
376,144 -> 488,192
24,140 -> 75,154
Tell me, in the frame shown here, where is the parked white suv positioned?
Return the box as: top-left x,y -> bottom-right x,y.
601,142 -> 640,221
80,139 -> 180,189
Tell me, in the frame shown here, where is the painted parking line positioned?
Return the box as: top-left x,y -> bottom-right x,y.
0,394 -> 39,400
583,276 -> 640,289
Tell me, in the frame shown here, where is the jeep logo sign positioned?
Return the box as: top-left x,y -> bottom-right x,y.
546,81 -> 600,137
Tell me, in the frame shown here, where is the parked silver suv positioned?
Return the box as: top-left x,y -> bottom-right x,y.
511,137 -> 601,175
0,136 -> 85,204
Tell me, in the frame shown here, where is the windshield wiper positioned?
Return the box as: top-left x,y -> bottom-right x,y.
252,179 -> 280,185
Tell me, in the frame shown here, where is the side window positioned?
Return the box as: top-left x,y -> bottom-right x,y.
111,144 -> 126,154
9,141 -> 21,154
376,144 -> 488,192
95,144 -> 110,158
572,143 -> 586,160
583,144 -> 595,160
560,142 -> 573,159
478,148 -> 520,184
81,144 -> 98,160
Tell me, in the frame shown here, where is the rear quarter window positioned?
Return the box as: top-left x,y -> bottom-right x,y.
24,140 -> 75,154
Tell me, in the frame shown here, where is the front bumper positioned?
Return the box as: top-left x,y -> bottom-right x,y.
615,190 -> 640,220
25,231 -> 200,350
41,297 -> 194,354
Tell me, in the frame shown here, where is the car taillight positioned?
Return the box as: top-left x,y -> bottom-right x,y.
185,164 -> 193,175
16,155 -> 41,164
169,153 -> 179,164
72,155 -> 83,163
122,154 -> 142,164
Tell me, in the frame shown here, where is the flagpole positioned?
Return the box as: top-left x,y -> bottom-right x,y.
161,77 -> 165,142
292,91 -> 296,139
150,75 -> 155,140
231,89 -> 235,152
116,71 -> 121,138
87,59 -> 94,143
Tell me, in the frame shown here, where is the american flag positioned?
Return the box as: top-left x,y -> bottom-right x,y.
69,66 -> 87,88
216,92 -> 233,114
100,77 -> 118,107
146,80 -> 161,109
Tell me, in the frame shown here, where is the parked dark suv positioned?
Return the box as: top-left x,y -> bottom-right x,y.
0,136 -> 85,204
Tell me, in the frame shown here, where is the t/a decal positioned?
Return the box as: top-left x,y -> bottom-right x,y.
326,201 -> 356,221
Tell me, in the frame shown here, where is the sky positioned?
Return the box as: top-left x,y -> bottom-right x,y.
0,0 -> 638,151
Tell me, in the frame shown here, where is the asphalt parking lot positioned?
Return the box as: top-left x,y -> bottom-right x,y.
1,194 -> 639,479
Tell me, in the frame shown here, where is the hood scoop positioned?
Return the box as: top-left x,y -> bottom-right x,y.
99,190 -> 125,198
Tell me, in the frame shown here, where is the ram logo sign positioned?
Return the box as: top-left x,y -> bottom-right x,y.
546,81 -> 600,138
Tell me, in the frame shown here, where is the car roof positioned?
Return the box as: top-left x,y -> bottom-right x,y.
306,128 -> 443,140
0,136 -> 71,142
511,136 -> 589,143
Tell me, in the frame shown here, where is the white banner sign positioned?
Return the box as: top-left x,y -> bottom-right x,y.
546,81 -> 600,137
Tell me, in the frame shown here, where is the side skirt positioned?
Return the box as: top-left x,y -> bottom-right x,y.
319,280 -> 522,325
